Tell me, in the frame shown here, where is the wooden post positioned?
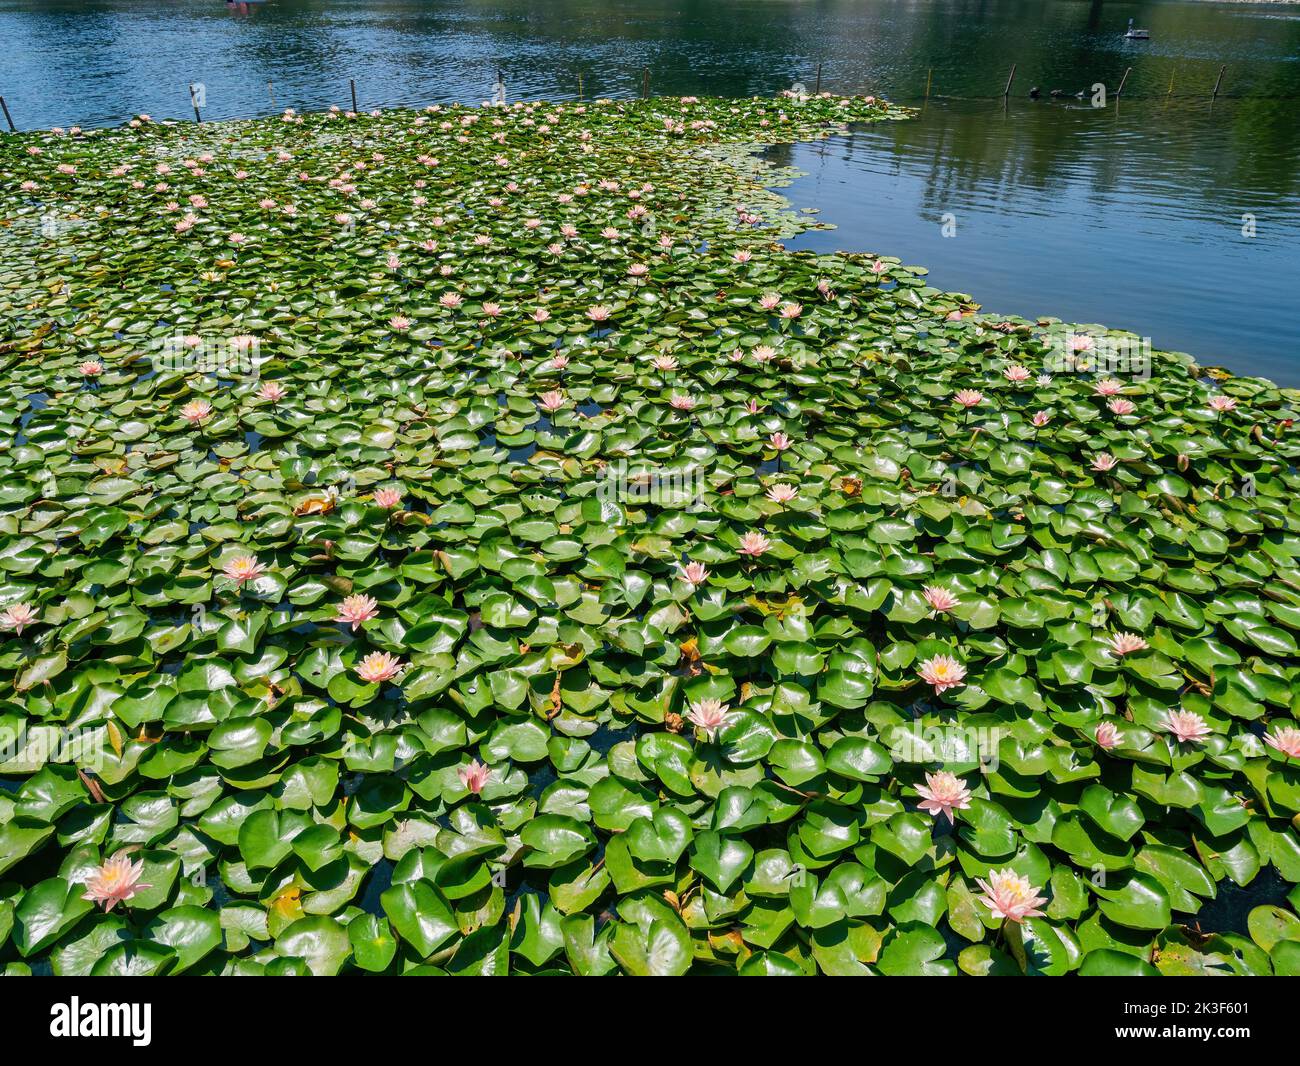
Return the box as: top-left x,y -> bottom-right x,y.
1002,64 -> 1016,98
577,71 -> 583,100
814,62 -> 822,95
189,84 -> 202,123
1115,67 -> 1132,99
1211,65 -> 1226,99
641,67 -> 649,99
0,96 -> 15,133
350,78 -> 358,112
924,68 -> 933,100
1167,71 -> 1175,96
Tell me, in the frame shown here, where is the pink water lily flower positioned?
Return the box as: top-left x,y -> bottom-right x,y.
82,853 -> 151,912
335,594 -> 379,631
539,390 -> 567,413
222,555 -> 265,587
1031,410 -> 1051,427
779,302 -> 803,319
1095,721 -> 1123,749
1264,725 -> 1300,759
652,355 -> 678,371
356,651 -> 404,684
1094,378 -> 1123,396
80,361 -> 104,377
1164,710 -> 1211,745
759,293 -> 781,310
681,561 -> 709,586
389,314 -> 411,331
587,304 -> 613,323
439,292 -> 463,309
373,487 -> 403,509
953,389 -> 983,408
180,399 -> 212,424
1208,395 -> 1237,413
1105,632 -> 1148,657
669,394 -> 697,411
769,432 -> 792,451
458,759 -> 492,794
738,531 -> 772,557
922,584 -> 961,612
975,869 -> 1047,924
258,381 -> 286,403
1108,398 -> 1136,416
686,698 -> 731,739
766,483 -> 798,504
918,654 -> 966,694
1092,452 -> 1118,472
1003,364 -> 1030,383
916,771 -> 972,824
0,603 -> 37,635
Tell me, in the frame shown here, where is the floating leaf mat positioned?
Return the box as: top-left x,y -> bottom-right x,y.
0,94 -> 1298,976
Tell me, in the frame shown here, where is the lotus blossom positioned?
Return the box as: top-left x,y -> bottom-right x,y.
669,394 -> 697,411
1069,334 -> 1094,352
222,554 -> 266,587
439,292 -> 463,309
922,584 -> 961,612
1108,398 -> 1136,416
1003,364 -> 1030,383
1105,632 -> 1148,657
0,603 -> 37,635
550,354 -> 569,370
1031,410 -> 1051,427
779,302 -> 802,319
180,399 -> 212,424
759,293 -> 781,310
531,308 -> 551,323
335,594 -> 379,631
539,390 -> 567,413
681,561 -> 709,586
82,853 -> 151,912
373,487 -> 403,509
458,759 -> 492,794
652,355 -> 678,372
686,698 -> 731,739
587,304 -> 613,323
974,869 -> 1047,924
915,771 -> 972,824
1094,378 -> 1123,396
481,301 -> 502,317
737,531 -> 771,557
80,361 -> 104,377
769,432 -> 791,451
1163,710 -> 1211,745
1091,452 -> 1119,472
766,483 -> 798,504
1208,395 -> 1237,413
1095,721 -> 1123,750
918,654 -> 966,694
1264,725 -> 1300,760
356,651 -> 404,684
258,381 -> 286,403
389,314 -> 411,331
953,389 -> 982,408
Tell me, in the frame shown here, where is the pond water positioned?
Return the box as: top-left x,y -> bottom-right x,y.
2,0 -> 1298,382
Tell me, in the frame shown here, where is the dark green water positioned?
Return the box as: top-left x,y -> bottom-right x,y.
1,0 -> 1298,381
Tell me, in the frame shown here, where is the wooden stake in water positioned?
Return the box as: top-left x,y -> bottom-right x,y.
1115,67 -> 1132,99
641,67 -> 649,99
189,84 -> 202,123
577,71 -> 583,100
1002,64 -> 1016,98
925,68 -> 933,99
1211,65 -> 1226,99
0,96 -> 15,133
814,62 -> 822,95
350,78 -> 358,112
